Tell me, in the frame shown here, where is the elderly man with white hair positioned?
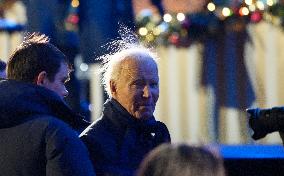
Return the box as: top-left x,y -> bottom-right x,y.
80,45 -> 171,176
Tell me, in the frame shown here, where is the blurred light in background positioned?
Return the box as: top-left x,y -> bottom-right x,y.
266,0 -> 274,6
222,7 -> 232,17
163,13 -> 172,22
80,63 -> 89,72
71,0 -> 79,8
139,27 -> 148,36
245,0 -> 253,6
256,1 -> 265,10
176,13 -> 185,21
207,2 -> 216,12
153,28 -> 161,36
239,7 -> 250,16
249,4 -> 256,11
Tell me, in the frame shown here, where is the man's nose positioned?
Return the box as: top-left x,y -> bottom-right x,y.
143,85 -> 151,98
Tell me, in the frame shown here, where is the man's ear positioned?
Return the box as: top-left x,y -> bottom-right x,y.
36,71 -> 48,86
110,80 -> 117,97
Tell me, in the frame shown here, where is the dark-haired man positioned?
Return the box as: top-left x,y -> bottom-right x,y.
0,33 -> 96,176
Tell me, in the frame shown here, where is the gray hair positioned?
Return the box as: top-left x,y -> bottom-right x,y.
100,45 -> 159,98
137,143 -> 225,176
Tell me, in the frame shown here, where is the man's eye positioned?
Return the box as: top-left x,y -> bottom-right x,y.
130,81 -> 144,88
150,83 -> 158,88
131,80 -> 143,85
134,82 -> 144,86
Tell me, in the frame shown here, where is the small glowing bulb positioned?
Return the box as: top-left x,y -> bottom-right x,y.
80,63 -> 88,72
256,1 -> 265,10
222,7 -> 231,17
176,13 -> 185,21
266,0 -> 274,6
207,2 -> 216,12
139,27 -> 148,36
249,5 -> 256,12
245,0 -> 253,6
153,28 -> 161,36
163,13 -> 172,22
71,0 -> 79,8
239,7 -> 250,16
146,34 -> 154,42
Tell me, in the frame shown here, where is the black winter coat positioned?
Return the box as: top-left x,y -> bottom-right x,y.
0,80 -> 95,176
80,98 -> 171,176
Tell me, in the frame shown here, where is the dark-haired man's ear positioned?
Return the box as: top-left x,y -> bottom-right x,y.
36,71 -> 48,86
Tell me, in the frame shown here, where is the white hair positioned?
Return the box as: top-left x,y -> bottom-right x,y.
100,45 -> 159,98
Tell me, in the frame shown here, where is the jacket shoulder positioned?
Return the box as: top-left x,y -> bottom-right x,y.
80,116 -> 115,138
33,115 -> 96,176
155,121 -> 171,142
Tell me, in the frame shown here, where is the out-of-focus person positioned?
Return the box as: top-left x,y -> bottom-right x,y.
136,143 -> 225,176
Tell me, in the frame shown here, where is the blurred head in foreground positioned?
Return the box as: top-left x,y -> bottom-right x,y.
137,143 -> 225,176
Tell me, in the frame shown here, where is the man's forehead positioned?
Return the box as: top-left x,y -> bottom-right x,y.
121,65 -> 159,82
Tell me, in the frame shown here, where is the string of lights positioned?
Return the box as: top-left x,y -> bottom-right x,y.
136,0 -> 284,47
65,0 -> 80,32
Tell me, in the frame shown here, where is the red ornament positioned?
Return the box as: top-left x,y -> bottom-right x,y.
250,11 -> 262,23
67,14 -> 79,24
169,33 -> 179,45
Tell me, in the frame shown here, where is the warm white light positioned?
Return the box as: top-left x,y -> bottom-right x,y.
139,27 -> 148,36
146,34 -> 154,41
222,7 -> 231,17
240,7 -> 250,16
245,0 -> 253,6
176,13 -> 185,21
71,0 -> 79,8
249,5 -> 256,12
153,28 -> 161,36
80,63 -> 88,72
256,1 -> 265,10
207,2 -> 216,12
163,13 -> 172,22
267,0 -> 274,6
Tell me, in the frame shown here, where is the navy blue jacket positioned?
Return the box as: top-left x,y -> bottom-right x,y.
0,80 -> 95,176
80,98 -> 170,176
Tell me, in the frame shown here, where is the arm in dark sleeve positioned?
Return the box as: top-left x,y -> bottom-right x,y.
45,118 -> 96,176
154,121 -> 171,144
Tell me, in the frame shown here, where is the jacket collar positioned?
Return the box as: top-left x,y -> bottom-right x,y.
102,98 -> 156,130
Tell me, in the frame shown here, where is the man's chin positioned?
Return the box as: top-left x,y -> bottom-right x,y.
137,112 -> 153,120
